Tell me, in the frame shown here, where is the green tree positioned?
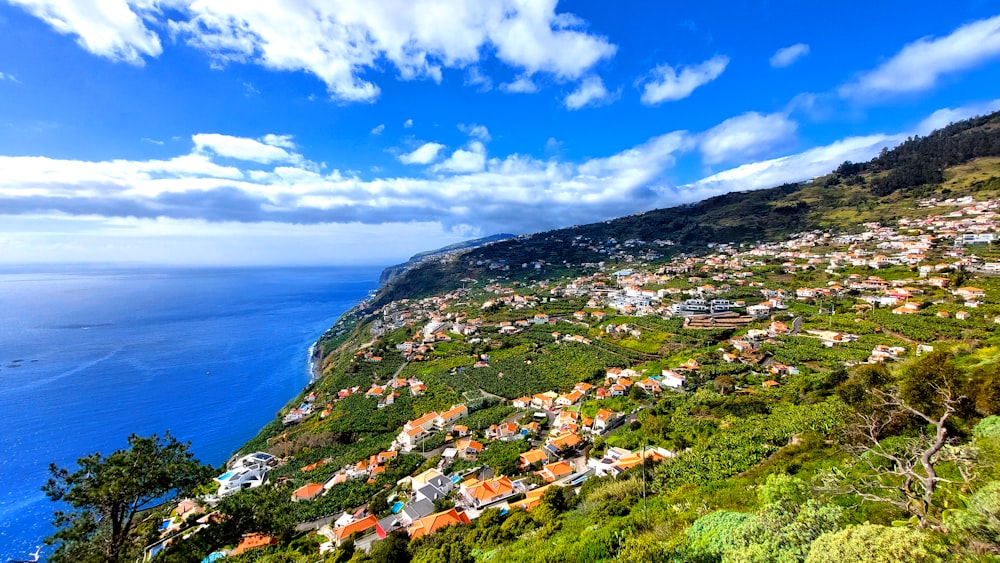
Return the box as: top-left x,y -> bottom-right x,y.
368,530 -> 411,563
714,376 -> 736,396
329,538 -> 355,563
215,484 -> 298,543
834,353 -> 976,528
836,363 -> 891,409
629,384 -> 646,400
943,480 -> 1000,550
368,491 -> 389,517
42,432 -> 212,563
542,485 -> 574,513
970,364 -> 1000,416
973,416 -> 1000,440
898,351 -> 966,418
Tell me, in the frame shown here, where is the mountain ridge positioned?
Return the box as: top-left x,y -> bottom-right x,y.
370,110 -> 1000,307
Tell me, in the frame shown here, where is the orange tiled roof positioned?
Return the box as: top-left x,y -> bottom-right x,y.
232,533 -> 277,555
407,508 -> 471,540
293,483 -> 324,500
548,432 -> 581,450
464,476 -> 514,503
538,460 -> 573,482
515,485 -> 551,511
441,405 -> 468,419
408,412 -> 439,428
333,515 -> 379,541
520,449 -> 548,465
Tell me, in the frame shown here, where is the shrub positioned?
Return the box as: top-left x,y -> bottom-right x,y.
973,416 -> 1000,440
686,510 -> 755,558
804,524 -> 943,563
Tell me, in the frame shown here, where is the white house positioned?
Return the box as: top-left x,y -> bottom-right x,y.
660,370 -> 685,389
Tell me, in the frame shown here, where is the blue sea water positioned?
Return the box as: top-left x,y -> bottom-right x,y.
0,265 -> 380,560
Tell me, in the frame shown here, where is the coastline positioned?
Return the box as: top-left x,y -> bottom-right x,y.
235,293 -> 373,459
307,342 -> 319,383
0,265 -> 383,560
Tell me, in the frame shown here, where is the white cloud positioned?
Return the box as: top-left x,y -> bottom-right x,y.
699,112 -> 798,165
398,142 -> 445,164
500,75 -> 538,93
669,98 -> 1000,205
769,43 -> 809,68
403,119 -> 414,129
10,0 -> 616,102
682,133 -> 898,198
638,55 -> 729,105
371,124 -> 386,135
3,100 -> 987,265
8,0 -> 162,65
260,134 -> 296,149
192,133 -> 301,164
564,75 -> 619,110
841,14 -> 1000,99
434,141 -> 487,173
465,66 -> 493,91
458,124 -> 491,142
485,1 -> 616,79
914,99 -> 1000,135
0,71 -> 20,82
0,125 -> 692,240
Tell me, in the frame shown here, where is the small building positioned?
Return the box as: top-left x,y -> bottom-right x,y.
330,515 -> 383,546
537,460 -> 574,482
232,533 -> 278,556
459,476 -> 518,508
407,508 -> 471,540
292,483 -> 324,502
519,449 -> 549,469
435,405 -> 469,428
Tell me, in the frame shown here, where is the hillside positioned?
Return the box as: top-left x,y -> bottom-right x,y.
119,111 -> 1000,563
373,110 -> 1000,307
378,233 -> 516,285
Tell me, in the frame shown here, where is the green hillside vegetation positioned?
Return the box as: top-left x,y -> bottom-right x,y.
44,111 -> 1000,562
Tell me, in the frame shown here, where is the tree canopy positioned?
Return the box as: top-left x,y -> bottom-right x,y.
43,432 -> 212,563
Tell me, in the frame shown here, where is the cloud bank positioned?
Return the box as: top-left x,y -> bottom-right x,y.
2,100 -> 997,264
9,0 -> 617,102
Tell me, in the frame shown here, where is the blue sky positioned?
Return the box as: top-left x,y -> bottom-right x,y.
1,1 -> 1000,265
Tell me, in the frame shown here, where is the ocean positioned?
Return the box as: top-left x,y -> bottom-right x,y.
0,265 -> 381,560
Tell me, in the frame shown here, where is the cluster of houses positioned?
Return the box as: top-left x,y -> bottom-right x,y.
172,197 -> 1000,559
282,393 -> 318,425
314,429 -> 681,553
294,449 -> 403,503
